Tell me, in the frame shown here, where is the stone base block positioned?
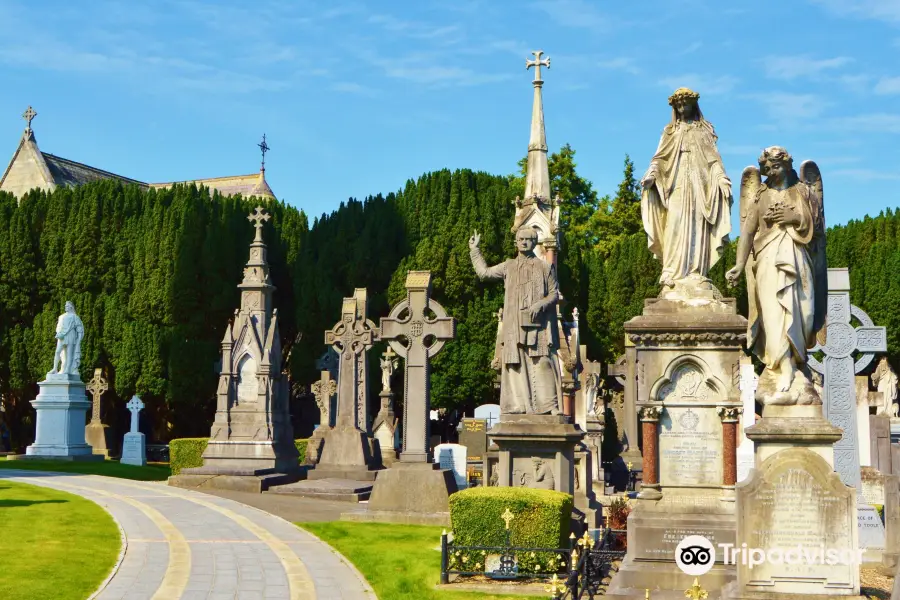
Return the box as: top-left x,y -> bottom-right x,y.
200,439 -> 301,474
270,478 -> 373,502
9,452 -> 104,462
26,377 -> 95,459
719,580 -> 867,599
168,467 -> 303,493
341,508 -> 450,527
367,461 -> 458,516
307,466 -> 380,481
84,422 -> 114,458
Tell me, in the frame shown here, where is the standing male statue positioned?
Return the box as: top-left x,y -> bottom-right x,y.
641,87 -> 733,295
49,301 -> 84,377
726,146 -> 827,403
873,357 -> 899,416
469,227 -> 562,414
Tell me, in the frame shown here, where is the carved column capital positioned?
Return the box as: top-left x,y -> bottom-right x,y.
717,406 -> 743,423
639,405 -> 663,422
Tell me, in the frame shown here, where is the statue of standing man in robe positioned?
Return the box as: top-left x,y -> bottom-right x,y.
469,227 -> 562,414
641,87 -> 733,298
49,301 -> 84,377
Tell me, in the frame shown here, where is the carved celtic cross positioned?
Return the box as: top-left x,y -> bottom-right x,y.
380,271 -> 455,462
325,289 -> 377,430
86,368 -> 108,424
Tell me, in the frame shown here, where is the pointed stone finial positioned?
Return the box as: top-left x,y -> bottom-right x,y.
22,106 -> 37,132
526,50 -> 550,85
248,206 -> 270,242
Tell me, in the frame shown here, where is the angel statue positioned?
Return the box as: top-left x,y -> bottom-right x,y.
726,147 -> 827,405
640,87 -> 733,298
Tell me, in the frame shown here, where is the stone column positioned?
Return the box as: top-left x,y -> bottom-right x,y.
637,406 -> 662,500
718,407 -> 741,501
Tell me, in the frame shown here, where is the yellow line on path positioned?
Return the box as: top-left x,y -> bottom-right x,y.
37,479 -> 191,600
90,478 -> 317,600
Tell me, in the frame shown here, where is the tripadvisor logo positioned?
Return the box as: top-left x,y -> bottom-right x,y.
674,535 -> 866,575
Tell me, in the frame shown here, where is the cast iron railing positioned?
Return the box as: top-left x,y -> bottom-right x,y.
545,528 -> 627,600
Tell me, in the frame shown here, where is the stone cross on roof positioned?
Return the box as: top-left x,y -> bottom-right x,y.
126,395 -> 144,434
22,106 -> 36,132
526,50 -> 550,84
247,206 -> 270,242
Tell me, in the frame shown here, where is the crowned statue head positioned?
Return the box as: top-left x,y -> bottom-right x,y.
667,87 -> 703,122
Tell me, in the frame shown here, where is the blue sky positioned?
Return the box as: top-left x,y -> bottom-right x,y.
0,0 -> 898,232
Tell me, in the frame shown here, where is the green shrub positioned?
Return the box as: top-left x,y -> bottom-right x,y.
449,487 -> 573,574
169,438 -> 309,475
169,438 -> 208,475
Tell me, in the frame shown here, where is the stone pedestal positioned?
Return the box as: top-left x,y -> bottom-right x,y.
607,296 -> 746,598
19,377 -> 102,461
372,390 -> 399,467
721,404 -> 866,600
84,421 -> 114,458
489,413 -> 600,527
120,432 -> 146,466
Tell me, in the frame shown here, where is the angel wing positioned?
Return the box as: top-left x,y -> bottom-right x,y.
739,166 -> 761,229
800,160 -> 828,337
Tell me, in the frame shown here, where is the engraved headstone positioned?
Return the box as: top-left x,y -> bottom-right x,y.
458,418 -> 487,464
121,396 -> 146,467
434,443 -> 467,489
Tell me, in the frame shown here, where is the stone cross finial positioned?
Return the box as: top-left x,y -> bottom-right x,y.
526,50 -> 550,84
247,206 -> 270,242
22,106 -> 36,131
258,133 -> 269,171
86,368 -> 108,424
126,395 -> 144,434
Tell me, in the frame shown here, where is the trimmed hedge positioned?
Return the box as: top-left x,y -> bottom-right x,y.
170,438 -> 208,475
169,438 -> 309,476
449,487 -> 573,574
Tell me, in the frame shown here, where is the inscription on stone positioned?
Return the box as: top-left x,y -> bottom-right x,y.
659,406 -> 723,487
459,418 -> 487,463
237,355 -> 257,404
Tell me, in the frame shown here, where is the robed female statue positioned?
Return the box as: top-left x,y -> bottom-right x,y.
726,146 -> 827,404
641,87 -> 733,296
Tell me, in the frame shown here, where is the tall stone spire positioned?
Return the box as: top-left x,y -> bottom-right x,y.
239,206 -> 276,334
524,51 -> 551,204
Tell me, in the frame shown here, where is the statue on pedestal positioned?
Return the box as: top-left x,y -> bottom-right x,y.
640,87 -> 732,297
873,357 -> 898,417
469,227 -> 562,414
49,301 -> 84,377
727,147 -> 827,404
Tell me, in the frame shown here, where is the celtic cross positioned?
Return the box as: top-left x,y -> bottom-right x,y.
22,106 -> 36,131
808,280 -> 886,490
86,368 -> 108,424
126,396 -> 144,434
311,370 -> 337,428
247,206 -> 270,242
325,289 -> 377,430
380,271 -> 455,462
526,50 -> 550,84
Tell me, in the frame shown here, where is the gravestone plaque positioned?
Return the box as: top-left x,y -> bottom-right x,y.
121,396 -> 146,467
434,443 -> 467,489
459,418 -> 487,464
657,365 -> 723,487
736,447 -> 859,595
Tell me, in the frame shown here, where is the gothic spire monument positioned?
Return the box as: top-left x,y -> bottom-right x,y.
169,206 -> 300,493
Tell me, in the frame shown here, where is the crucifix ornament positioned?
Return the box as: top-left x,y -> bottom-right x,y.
380,271 -> 456,462
325,289 -> 378,431
86,368 -> 108,424
22,106 -> 36,131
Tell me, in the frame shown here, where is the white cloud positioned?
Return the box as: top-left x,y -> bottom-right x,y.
810,0 -> 900,24
831,113 -> 900,133
874,76 -> 900,94
598,57 -> 641,76
751,93 -> 827,120
658,74 -> 739,96
763,55 -> 853,81
718,144 -> 766,157
330,82 -> 380,97
829,168 -> 900,181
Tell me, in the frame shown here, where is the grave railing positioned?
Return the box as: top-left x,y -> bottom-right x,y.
439,525 -> 626,590
544,527 -> 627,599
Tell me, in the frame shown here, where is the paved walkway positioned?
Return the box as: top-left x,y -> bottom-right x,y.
0,470 -> 376,600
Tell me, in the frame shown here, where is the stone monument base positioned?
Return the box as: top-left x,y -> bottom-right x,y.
9,453 -> 104,462
341,461 -> 458,526
489,413 -> 599,528
120,431 -> 146,467
606,493 -> 737,597
24,376 -> 101,460
270,478 -> 374,502
168,438 -> 303,493
720,404 -> 863,599
84,422 -> 114,458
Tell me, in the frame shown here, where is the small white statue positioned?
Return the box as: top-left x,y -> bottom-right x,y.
380,349 -> 398,393
872,357 -> 898,417
49,301 -> 84,377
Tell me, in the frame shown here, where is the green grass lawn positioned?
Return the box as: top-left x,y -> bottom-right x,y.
298,521 -> 535,600
0,457 -> 170,481
0,480 -> 121,600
